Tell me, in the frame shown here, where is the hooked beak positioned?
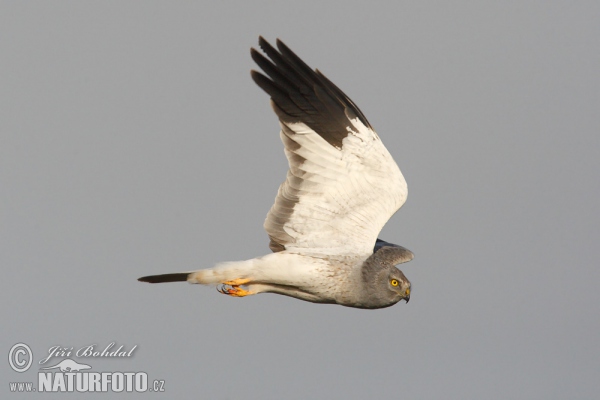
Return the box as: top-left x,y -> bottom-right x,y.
404,288 -> 410,303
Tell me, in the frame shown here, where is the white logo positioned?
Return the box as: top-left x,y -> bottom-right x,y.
8,343 -> 32,373
37,367 -> 152,393
7,342 -> 165,393
40,359 -> 91,372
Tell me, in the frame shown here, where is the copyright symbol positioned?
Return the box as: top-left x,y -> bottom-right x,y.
8,343 -> 33,372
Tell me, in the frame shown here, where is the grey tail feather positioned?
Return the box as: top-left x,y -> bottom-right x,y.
138,273 -> 190,283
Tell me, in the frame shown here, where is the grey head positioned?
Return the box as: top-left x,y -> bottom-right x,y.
358,243 -> 414,309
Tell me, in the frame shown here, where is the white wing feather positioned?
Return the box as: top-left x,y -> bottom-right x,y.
265,115 -> 407,256
251,37 -> 408,257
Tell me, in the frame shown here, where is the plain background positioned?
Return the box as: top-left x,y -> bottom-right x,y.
2,1 -> 599,399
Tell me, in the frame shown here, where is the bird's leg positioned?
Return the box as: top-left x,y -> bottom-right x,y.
217,278 -> 254,297
223,278 -> 251,286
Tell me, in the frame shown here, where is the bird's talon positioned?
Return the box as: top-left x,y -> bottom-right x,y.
217,283 -> 253,297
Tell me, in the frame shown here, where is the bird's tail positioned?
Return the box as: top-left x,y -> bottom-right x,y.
138,273 -> 190,283
138,259 -> 257,285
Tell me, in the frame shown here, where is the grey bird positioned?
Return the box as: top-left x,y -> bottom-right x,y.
138,37 -> 414,309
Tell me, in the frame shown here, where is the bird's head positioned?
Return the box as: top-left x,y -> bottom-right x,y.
387,267 -> 411,303
360,245 -> 413,308
360,265 -> 411,308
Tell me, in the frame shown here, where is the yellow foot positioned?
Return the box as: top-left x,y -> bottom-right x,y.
217,282 -> 253,297
222,278 -> 251,286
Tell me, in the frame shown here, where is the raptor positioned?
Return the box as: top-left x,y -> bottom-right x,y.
139,37 -> 414,309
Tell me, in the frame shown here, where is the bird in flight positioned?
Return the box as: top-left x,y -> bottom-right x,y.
138,37 -> 414,309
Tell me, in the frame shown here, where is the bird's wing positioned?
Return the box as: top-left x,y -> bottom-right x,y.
251,37 -> 407,256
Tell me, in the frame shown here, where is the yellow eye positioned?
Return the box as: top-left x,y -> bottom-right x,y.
390,279 -> 399,287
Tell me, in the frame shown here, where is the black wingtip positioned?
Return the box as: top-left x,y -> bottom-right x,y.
138,273 -> 190,284
251,36 -> 373,148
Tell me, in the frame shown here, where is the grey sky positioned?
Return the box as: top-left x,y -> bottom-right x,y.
2,1 -> 599,399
